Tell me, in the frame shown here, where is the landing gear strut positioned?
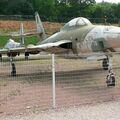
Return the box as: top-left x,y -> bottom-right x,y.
0,54 -> 2,61
105,56 -> 116,87
102,58 -> 109,70
9,56 -> 16,76
11,63 -> 16,76
25,52 -> 29,60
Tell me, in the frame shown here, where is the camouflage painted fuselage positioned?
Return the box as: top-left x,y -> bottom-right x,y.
41,19 -> 120,55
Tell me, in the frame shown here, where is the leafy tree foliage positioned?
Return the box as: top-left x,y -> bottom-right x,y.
0,0 -> 119,23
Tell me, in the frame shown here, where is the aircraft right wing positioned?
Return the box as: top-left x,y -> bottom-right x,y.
27,40 -> 72,53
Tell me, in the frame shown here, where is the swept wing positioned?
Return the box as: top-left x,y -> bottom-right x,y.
0,40 -> 72,54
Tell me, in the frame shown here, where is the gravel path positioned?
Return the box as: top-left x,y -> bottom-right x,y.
1,101 -> 120,120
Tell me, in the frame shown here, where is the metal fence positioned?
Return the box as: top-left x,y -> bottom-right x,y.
0,15 -> 119,24
0,54 -> 120,115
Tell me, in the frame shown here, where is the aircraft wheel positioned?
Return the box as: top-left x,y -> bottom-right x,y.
106,74 -> 115,87
102,59 -> 109,70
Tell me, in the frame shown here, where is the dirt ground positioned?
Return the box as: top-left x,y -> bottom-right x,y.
0,20 -> 63,35
1,101 -> 120,120
0,55 -> 120,116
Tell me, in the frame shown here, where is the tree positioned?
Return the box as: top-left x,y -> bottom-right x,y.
0,0 -> 119,23
0,0 -> 8,14
5,0 -> 34,15
28,0 -> 56,17
91,2 -> 119,23
56,0 -> 96,18
115,3 -> 120,18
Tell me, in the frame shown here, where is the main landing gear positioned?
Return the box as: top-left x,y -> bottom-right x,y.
104,57 -> 116,87
102,58 -> 109,70
25,52 -> 29,60
11,62 -> 16,76
9,56 -> 16,76
106,69 -> 115,87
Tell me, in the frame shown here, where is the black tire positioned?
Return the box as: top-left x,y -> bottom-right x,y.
107,75 -> 116,87
111,76 -> 115,86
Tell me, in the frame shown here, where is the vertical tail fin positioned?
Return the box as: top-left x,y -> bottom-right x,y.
19,23 -> 25,47
35,12 -> 46,40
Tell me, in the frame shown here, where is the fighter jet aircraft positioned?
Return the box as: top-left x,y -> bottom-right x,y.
25,13 -> 120,71
0,12 -> 120,86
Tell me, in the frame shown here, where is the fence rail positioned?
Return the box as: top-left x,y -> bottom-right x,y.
0,15 -> 119,24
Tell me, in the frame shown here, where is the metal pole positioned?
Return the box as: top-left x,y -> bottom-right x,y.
52,54 -> 56,108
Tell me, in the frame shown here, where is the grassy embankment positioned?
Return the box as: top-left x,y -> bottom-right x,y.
0,35 -> 39,48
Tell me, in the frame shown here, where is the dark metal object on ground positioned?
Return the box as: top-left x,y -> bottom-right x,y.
11,63 -> 16,76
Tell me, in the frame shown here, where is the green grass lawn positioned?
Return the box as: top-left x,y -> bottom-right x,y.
0,36 -> 10,48
0,35 -> 40,48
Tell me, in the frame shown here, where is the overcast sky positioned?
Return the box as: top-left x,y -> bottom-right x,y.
96,0 -> 120,3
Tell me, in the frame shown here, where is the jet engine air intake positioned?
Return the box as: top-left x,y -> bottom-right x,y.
59,42 -> 72,49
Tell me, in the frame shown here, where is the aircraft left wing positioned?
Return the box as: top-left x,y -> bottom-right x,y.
0,40 -> 72,55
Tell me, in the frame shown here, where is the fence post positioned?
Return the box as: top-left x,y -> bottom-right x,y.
52,54 -> 56,108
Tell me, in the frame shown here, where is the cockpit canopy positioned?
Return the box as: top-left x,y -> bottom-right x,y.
61,17 -> 92,31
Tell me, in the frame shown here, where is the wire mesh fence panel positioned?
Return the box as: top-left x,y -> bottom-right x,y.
0,53 -> 120,115
0,54 -> 53,115
55,54 -> 120,108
